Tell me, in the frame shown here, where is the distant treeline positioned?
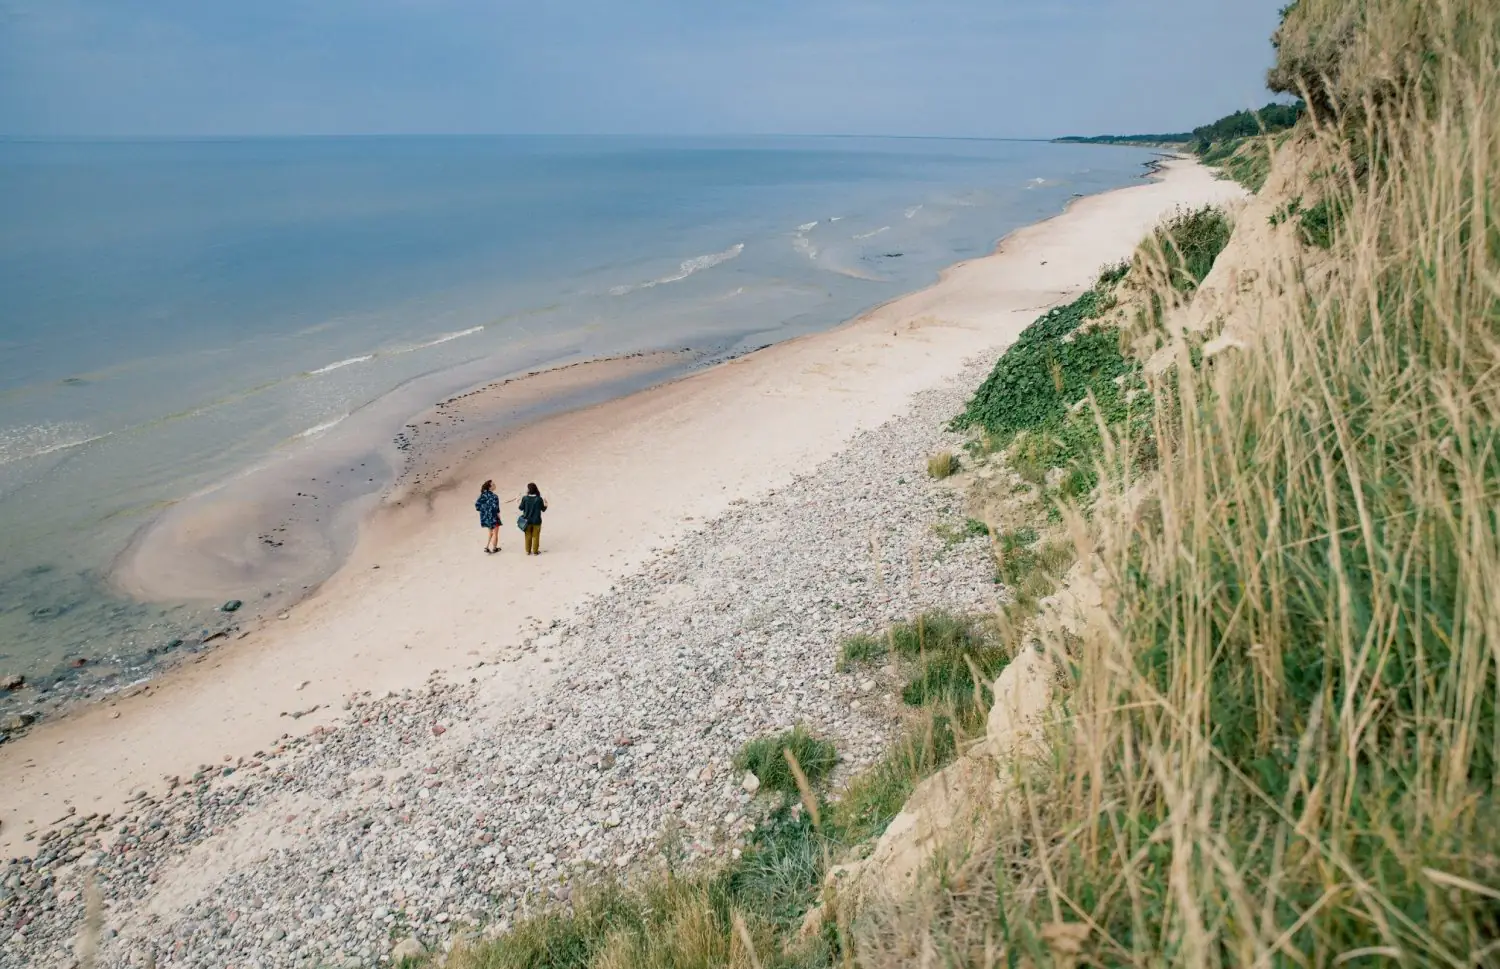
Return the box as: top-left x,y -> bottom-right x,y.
1054,133 -> 1192,146
1057,101 -> 1306,151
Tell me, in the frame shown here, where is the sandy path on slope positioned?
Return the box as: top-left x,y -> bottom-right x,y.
0,159 -> 1244,853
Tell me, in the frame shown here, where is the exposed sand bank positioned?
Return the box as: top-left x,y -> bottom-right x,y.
113,349 -> 699,604
0,158 -> 1245,855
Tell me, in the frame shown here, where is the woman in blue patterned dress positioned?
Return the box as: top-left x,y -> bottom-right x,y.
475,479 -> 501,554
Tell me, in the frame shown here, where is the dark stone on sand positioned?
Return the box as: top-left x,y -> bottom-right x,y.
3,713 -> 36,731
1,674 -> 22,692
68,658 -> 87,669
221,599 -> 243,613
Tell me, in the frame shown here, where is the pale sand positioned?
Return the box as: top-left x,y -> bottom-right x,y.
0,158 -> 1244,852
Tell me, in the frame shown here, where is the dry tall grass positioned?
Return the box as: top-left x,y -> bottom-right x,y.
859,0 -> 1500,965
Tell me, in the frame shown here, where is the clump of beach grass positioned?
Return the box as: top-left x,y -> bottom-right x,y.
733,727 -> 838,797
925,450 -> 956,479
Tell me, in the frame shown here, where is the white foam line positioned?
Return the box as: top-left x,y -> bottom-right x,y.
307,355 -> 373,376
610,243 -> 745,296
0,432 -> 112,467
406,325 -> 485,352
296,414 -> 348,439
904,205 -> 924,219
853,226 -> 890,240
796,221 -> 819,232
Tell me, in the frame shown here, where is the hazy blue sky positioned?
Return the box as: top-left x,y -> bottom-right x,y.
0,0 -> 1286,138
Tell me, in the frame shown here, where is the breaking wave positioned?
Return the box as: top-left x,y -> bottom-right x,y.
609,244 -> 745,296
307,355 -> 373,376
397,325 -> 485,354
0,423 -> 112,467
295,414 -> 348,439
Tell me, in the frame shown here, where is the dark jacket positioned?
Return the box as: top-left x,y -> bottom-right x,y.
518,493 -> 547,526
475,490 -> 500,529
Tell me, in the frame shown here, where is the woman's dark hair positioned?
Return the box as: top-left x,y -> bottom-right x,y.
481,479 -> 494,493
526,482 -> 541,496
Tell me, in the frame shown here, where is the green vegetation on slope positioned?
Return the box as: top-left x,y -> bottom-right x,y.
870,1 -> 1500,965
955,206 -> 1232,501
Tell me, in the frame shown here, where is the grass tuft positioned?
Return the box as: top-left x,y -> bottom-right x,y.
733,727 -> 838,796
836,633 -> 885,669
925,451 -> 956,479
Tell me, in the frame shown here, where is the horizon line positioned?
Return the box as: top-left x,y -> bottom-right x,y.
0,131 -> 1105,145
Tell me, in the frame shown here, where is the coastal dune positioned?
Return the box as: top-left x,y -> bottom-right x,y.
0,158 -> 1244,856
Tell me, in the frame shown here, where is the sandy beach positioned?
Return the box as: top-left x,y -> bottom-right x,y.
0,157 -> 1245,966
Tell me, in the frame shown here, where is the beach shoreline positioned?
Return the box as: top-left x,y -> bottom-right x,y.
0,158 -> 1244,862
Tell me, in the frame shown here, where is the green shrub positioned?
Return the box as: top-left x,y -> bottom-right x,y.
1096,260 -> 1130,287
733,727 -> 838,795
1150,205 -> 1235,292
1296,195 -> 1338,248
952,290 -> 1131,443
899,650 -> 1008,715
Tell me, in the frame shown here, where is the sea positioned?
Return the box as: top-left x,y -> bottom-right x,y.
0,134 -> 1160,712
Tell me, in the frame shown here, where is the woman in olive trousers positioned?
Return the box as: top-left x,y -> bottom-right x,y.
518,482 -> 547,555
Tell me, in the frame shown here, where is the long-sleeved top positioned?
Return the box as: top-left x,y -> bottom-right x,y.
518,493 -> 546,526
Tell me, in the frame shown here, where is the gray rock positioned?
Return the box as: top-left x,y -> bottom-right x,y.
391,936 -> 425,961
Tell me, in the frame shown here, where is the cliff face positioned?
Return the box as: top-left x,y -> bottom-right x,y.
823,1 -> 1500,962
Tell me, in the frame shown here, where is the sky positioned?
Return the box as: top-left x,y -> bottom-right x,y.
0,0 -> 1287,139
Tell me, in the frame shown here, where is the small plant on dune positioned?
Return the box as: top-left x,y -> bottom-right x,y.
1295,194 -> 1339,248
925,450 -> 956,479
1136,204 -> 1234,294
1095,260 -> 1130,287
992,527 -> 1073,605
932,517 -> 992,550
733,727 -> 838,796
882,610 -> 984,659
899,650 -> 1004,712
837,633 -> 886,669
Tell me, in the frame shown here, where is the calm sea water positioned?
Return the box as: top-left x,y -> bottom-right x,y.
0,135 -> 1158,700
